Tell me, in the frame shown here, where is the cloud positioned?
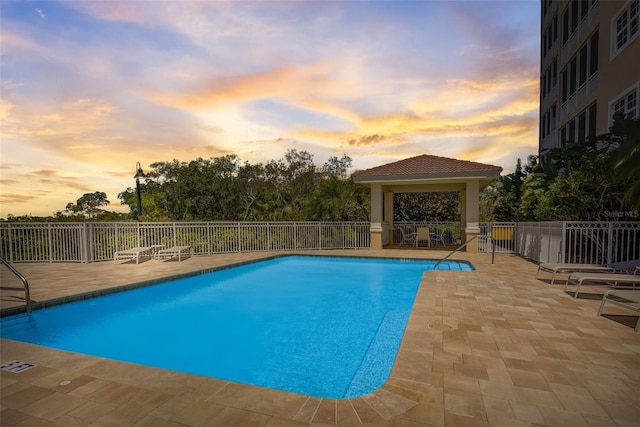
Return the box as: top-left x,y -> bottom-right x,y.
0,193 -> 40,204
0,0 -> 542,216
347,134 -> 387,146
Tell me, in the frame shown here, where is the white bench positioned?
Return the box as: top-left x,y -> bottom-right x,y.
155,246 -> 191,262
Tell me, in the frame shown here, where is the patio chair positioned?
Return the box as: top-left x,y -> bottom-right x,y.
536,263 -> 615,285
597,289 -> 640,332
430,231 -> 446,246
155,245 -> 192,262
113,246 -> 153,264
398,228 -> 416,246
564,271 -> 640,299
415,227 -> 431,248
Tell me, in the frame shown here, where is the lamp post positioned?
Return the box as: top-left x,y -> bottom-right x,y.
134,162 -> 147,219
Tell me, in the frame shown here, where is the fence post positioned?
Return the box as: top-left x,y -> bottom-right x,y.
606,222 -> 614,265
560,222 -> 566,264
81,223 -> 90,263
47,223 -> 53,263
8,223 -> 14,263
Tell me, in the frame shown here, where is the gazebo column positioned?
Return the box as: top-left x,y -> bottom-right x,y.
384,190 -> 394,246
370,184 -> 384,250
464,180 -> 480,253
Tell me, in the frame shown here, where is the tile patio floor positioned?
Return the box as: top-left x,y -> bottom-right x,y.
1,250 -> 639,426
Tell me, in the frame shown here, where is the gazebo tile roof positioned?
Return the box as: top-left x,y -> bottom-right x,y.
352,154 -> 502,178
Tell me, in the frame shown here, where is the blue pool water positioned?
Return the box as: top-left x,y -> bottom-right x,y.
0,256 -> 472,398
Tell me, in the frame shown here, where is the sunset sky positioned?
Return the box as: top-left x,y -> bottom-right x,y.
0,0 -> 541,218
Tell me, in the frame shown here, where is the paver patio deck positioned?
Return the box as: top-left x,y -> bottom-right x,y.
1,250 -> 639,426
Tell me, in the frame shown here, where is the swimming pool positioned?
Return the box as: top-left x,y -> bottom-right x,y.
0,256 -> 472,398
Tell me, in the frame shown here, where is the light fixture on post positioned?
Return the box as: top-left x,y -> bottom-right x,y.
134,162 -> 147,218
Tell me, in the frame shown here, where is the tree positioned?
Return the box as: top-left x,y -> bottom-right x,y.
65,192 -> 110,218
518,115 -> 638,220
393,192 -> 460,222
482,158 -> 532,221
610,114 -> 640,210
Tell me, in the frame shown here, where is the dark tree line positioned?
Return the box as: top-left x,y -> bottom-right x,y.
117,150 -> 372,222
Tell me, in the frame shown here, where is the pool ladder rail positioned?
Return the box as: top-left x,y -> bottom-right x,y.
433,235 -> 478,269
0,255 -> 32,314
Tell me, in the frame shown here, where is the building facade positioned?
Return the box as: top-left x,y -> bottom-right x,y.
539,0 -> 639,152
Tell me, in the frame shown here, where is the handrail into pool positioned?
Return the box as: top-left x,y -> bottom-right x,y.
433,235 -> 478,269
0,255 -> 32,314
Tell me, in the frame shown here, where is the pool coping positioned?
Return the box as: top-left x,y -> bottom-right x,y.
0,253 -> 475,425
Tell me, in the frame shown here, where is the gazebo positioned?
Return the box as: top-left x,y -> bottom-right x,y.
352,154 -> 502,253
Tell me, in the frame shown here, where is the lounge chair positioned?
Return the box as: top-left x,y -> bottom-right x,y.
563,272 -> 640,299
156,245 -> 191,262
415,227 -> 431,248
598,289 -> 640,332
113,246 -> 153,264
535,263 -> 614,285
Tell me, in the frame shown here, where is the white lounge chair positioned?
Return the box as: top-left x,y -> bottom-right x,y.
113,246 -> 153,264
156,245 -> 191,262
564,272 -> 640,299
535,263 -> 614,285
598,289 -> 640,332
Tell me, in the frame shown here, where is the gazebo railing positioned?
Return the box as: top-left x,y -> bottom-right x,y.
392,221 -> 462,246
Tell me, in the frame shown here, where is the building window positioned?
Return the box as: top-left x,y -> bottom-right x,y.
612,0 -> 639,56
542,14 -> 558,59
563,9 -> 570,44
581,0 -> 590,21
541,59 -> 558,100
569,119 -> 576,142
578,111 -> 586,142
561,67 -> 569,103
560,33 -> 598,104
589,30 -> 599,76
571,0 -> 579,33
541,104 -> 558,139
588,103 -> 597,141
561,103 -> 598,144
609,83 -> 639,125
569,58 -> 577,95
579,44 -> 588,87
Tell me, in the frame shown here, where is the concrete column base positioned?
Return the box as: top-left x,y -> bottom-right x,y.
463,230 -> 480,253
370,231 -> 383,250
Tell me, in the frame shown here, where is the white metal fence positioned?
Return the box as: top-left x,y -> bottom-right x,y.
0,222 -> 371,263
517,221 -> 640,265
394,221 -> 639,265
1,221 -> 638,265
